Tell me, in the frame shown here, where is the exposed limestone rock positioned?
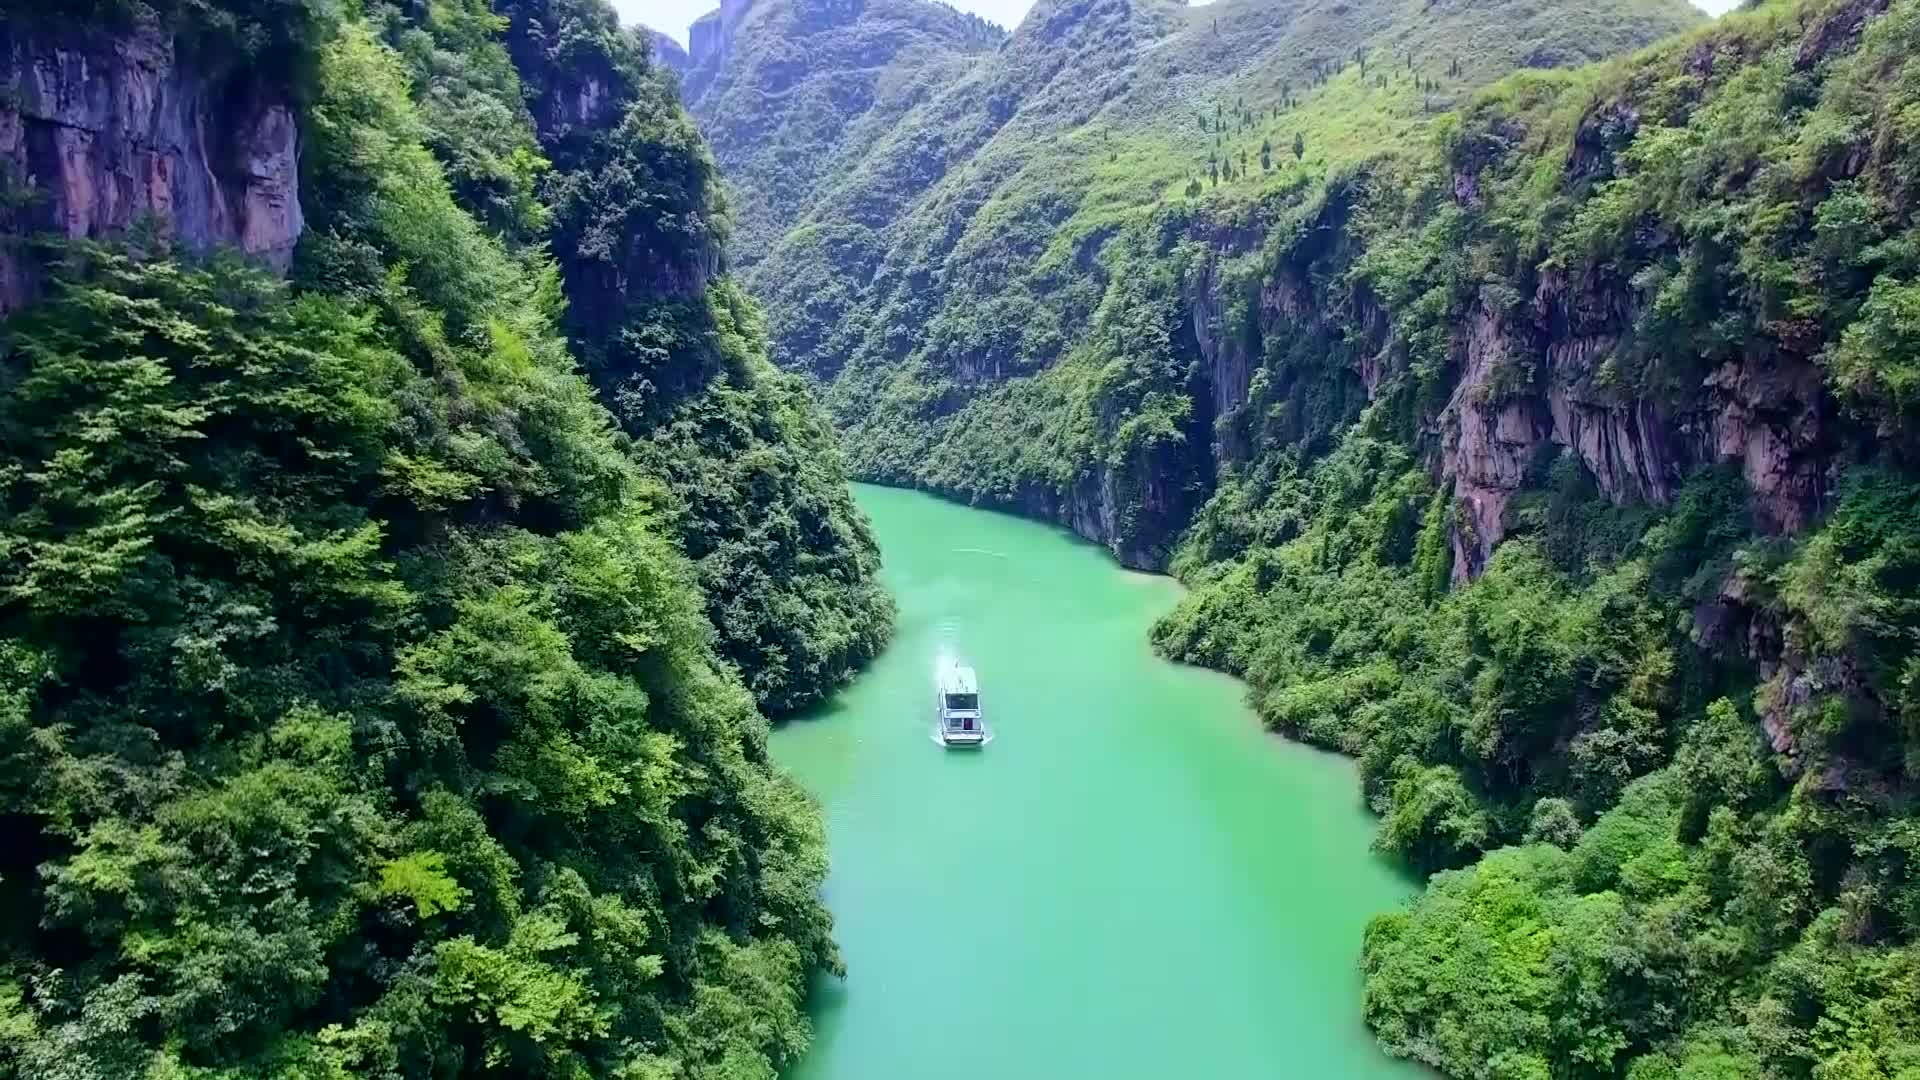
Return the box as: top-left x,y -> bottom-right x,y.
0,22 -> 302,314
645,28 -> 691,74
1425,230 -> 1835,578
1440,304 -> 1552,581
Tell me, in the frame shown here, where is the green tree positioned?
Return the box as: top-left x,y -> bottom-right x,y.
0,2 -> 867,1073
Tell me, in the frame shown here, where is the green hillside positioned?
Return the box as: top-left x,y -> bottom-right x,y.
712,0 -> 1702,558
691,0 -> 1920,1072
678,0 -> 1006,263
0,0 -> 886,1072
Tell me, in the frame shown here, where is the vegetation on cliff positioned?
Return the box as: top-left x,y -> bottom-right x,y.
495,0 -> 894,716
675,0 -> 1006,265
1143,0 -> 1920,1073
678,0 -> 1700,565
688,0 -> 1920,1073
0,0 -> 882,1073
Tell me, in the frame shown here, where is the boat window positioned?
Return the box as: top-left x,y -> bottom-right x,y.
945,693 -> 978,711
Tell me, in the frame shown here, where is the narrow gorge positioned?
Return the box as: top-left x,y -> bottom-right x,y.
1,0 -> 1919,1075
665,0 -> 1920,1074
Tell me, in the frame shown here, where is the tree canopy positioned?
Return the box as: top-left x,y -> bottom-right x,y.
0,0 -> 884,1073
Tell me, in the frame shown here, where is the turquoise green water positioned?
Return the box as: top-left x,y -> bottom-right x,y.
772,485 -> 1424,1078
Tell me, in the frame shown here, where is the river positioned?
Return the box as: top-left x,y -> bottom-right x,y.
772,484 -> 1425,1078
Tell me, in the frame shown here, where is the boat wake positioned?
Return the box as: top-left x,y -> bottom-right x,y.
929,725 -> 995,747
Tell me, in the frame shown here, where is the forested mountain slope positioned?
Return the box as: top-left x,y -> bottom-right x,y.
1144,0 -> 1920,1072
498,0 -> 893,716
675,0 -> 1007,264
681,0 -> 1703,565
692,0 -> 1920,1073
0,0 -> 885,1072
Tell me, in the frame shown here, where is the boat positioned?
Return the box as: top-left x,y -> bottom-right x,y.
935,664 -> 987,747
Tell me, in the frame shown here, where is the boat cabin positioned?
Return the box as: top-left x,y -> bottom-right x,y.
936,664 -> 985,746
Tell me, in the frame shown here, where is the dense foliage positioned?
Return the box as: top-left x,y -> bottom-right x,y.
696,0 -> 1920,1073
498,0 -> 895,715
702,0 -> 1700,542
0,0 -> 883,1073
674,0 -> 1005,265
1143,0 -> 1920,1073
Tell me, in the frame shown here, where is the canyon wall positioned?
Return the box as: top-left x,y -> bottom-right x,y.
0,22 -> 302,315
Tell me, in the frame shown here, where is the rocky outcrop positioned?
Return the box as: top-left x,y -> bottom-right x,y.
645,28 -> 691,74
683,0 -> 756,95
1436,277 -> 1834,581
1172,172 -> 1838,587
1439,304 -> 1552,580
0,22 -> 302,314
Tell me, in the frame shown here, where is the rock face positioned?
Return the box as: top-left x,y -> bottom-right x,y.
0,22 -> 302,314
1436,284 -> 1833,581
684,0 -> 756,91
688,10 -> 726,71
645,28 -> 691,74
1172,184 -> 1838,584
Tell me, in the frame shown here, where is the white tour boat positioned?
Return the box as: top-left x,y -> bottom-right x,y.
935,664 -> 987,747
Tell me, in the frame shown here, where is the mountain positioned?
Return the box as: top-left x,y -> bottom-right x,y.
1142,0 -> 1920,1070
692,0 -> 1920,1073
498,0 -> 895,716
681,0 -> 1703,560
673,0 -> 1007,263
0,0 -> 884,1071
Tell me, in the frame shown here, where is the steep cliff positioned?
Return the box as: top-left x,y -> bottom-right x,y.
1147,0 -> 1920,1071
497,0 -> 894,714
0,0 -> 856,1074
689,0 -> 1703,566
646,26 -> 691,72
0,19 -> 302,314
1435,284 -> 1835,580
1175,178 -> 1839,585
1173,0 -> 1892,583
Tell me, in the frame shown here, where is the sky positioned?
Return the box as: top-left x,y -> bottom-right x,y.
622,0 -> 1735,48
620,0 -> 1089,44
